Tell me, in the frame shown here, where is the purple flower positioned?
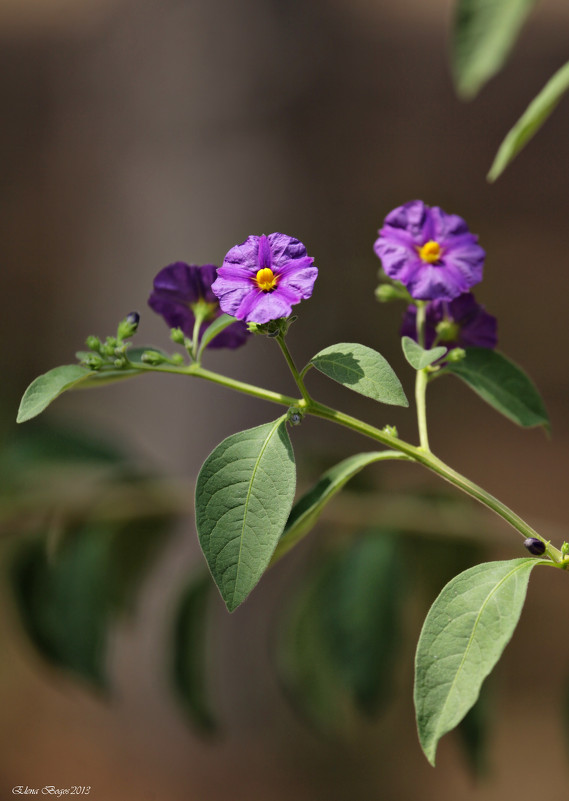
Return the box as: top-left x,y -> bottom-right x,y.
374,200 -> 485,301
211,233 -> 318,324
148,262 -> 248,349
401,293 -> 498,350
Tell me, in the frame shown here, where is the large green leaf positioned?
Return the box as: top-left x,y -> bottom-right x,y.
309,343 -> 408,406
10,517 -> 173,686
321,530 -> 405,714
401,337 -> 447,370
195,417 -> 296,612
414,557 -> 542,765
451,0 -> 537,99
272,450 -> 410,564
488,59 -> 569,181
171,571 -> 218,732
446,347 -> 549,429
17,365 -> 96,423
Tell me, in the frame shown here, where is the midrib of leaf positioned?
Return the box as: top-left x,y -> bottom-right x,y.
318,355 -> 374,386
231,417 -> 284,605
430,561 -> 529,745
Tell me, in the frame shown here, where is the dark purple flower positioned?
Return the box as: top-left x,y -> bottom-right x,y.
148,262 -> 248,349
374,200 -> 485,301
401,293 -> 498,350
211,233 -> 318,324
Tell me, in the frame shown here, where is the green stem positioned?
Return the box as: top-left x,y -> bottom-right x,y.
415,302 -> 430,451
132,360 -> 563,563
275,335 -> 312,404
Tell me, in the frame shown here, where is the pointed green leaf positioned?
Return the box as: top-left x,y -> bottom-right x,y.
17,365 -> 96,423
451,0 -> 537,99
402,337 -> 447,370
447,348 -> 549,429
414,557 -> 541,765
272,450 -> 410,563
321,530 -> 405,713
171,572 -> 218,733
197,314 -> 238,358
195,417 -> 296,611
309,343 -> 408,406
488,59 -> 569,181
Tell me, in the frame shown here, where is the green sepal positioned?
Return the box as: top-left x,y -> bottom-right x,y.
308,343 -> 408,406
488,59 -> 569,181
446,347 -> 550,430
272,450 -> 410,564
401,337 -> 447,370
451,0 -> 537,99
195,417 -> 296,612
414,557 -> 543,765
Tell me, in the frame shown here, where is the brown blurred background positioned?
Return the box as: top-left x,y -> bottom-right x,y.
2,0 -> 569,798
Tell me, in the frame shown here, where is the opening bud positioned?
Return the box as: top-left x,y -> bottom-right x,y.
117,312 -> 140,340
524,537 -> 546,556
287,406 -> 304,426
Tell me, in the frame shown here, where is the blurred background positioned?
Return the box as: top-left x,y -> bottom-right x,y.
2,0 -> 569,798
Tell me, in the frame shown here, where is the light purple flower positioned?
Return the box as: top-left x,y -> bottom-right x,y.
374,200 -> 485,301
211,233 -> 318,324
148,262 -> 248,349
401,293 -> 498,350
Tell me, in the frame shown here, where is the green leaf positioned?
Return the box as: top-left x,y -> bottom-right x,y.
321,530 -> 405,714
272,450 -> 410,564
195,417 -> 296,612
414,557 -> 541,765
401,337 -> 447,370
309,343 -> 408,406
17,365 -> 96,423
171,571 -> 218,733
488,59 -> 569,181
10,517 -> 173,687
197,314 -> 237,359
446,347 -> 549,429
451,0 -> 537,99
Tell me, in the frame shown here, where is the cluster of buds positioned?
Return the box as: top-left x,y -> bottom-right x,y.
80,312 -> 140,370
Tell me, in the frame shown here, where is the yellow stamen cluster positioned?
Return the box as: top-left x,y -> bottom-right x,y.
255,267 -> 279,292
418,240 -> 442,264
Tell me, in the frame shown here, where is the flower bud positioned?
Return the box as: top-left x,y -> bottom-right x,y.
382,424 -> 398,437
446,347 -> 466,363
86,335 -> 101,352
287,406 -> 304,426
170,327 -> 186,345
117,312 -> 140,340
375,283 -> 409,303
83,354 -> 104,369
435,320 -> 461,343
524,537 -> 546,556
170,353 -> 184,365
141,350 -> 165,366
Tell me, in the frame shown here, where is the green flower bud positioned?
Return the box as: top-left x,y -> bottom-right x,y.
170,327 -> 186,345
287,406 -> 304,426
435,320 -> 461,342
86,335 -> 102,352
141,350 -> 165,366
446,347 -> 466,363
375,283 -> 409,303
382,424 -> 398,437
170,353 -> 185,365
83,354 -> 104,370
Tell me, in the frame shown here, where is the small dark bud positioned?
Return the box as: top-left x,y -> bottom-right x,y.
118,313 -> 140,340
524,537 -> 546,556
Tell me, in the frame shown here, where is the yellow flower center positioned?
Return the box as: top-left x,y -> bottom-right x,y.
255,267 -> 279,292
418,240 -> 442,264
